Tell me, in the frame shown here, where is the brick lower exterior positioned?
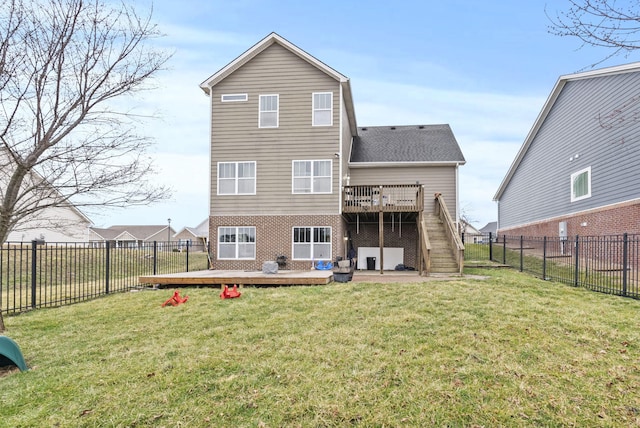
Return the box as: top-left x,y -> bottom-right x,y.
210,214 -> 346,270
346,220 -> 419,270
498,200 -> 640,238
210,213 -> 420,271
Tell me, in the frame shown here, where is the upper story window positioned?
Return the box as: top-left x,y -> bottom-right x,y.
259,94 -> 279,128
571,166 -> 591,202
221,94 -> 248,102
218,161 -> 256,195
312,92 -> 333,126
292,160 -> 332,194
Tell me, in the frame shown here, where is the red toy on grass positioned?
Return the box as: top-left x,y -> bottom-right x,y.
162,290 -> 189,307
220,284 -> 241,299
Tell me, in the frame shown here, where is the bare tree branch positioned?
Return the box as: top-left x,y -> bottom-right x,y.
0,0 -> 173,243
547,0 -> 640,67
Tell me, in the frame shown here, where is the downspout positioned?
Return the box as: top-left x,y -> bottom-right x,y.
455,162 -> 460,229
206,85 -> 214,264
338,84 -> 343,214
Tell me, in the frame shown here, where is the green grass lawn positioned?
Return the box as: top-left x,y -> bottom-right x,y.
1,268 -> 640,426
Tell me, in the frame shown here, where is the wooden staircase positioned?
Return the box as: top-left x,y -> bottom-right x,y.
423,214 -> 460,273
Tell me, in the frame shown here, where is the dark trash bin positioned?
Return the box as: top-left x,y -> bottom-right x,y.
366,257 -> 376,270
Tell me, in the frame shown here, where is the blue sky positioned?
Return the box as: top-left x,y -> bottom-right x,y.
96,0 -> 635,231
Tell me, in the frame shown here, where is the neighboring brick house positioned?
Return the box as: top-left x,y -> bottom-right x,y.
200,33 -> 465,271
494,62 -> 640,238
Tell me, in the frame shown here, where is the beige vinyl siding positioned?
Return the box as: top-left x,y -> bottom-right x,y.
341,96 -> 353,187
209,43 -> 342,216
349,166 -> 457,214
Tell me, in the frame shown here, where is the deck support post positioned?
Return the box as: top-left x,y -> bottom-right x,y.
378,185 -> 384,274
417,211 -> 423,275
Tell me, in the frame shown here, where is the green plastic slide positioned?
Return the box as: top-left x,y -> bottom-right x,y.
0,336 -> 28,371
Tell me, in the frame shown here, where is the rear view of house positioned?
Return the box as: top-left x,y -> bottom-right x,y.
200,33 -> 465,273
494,63 -> 640,238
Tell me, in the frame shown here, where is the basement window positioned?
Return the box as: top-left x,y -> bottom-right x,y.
218,226 -> 256,259
292,226 -> 331,260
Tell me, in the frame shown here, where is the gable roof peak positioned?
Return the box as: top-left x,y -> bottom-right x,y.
200,32 -> 358,134
200,32 -> 349,94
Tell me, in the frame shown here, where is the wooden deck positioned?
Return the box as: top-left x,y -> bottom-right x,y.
342,184 -> 423,214
139,269 -> 334,287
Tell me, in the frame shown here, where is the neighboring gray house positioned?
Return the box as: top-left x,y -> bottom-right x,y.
89,225 -> 175,248
494,62 -> 640,238
200,33 -> 465,271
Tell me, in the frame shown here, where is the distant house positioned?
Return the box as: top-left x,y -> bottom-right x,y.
494,62 -> 640,238
199,33 -> 466,272
459,219 -> 482,243
89,225 -> 175,248
1,151 -> 93,243
173,218 -> 209,251
5,203 -> 92,243
480,222 -> 497,236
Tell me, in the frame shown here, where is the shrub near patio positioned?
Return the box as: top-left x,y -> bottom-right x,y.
1,268 -> 639,426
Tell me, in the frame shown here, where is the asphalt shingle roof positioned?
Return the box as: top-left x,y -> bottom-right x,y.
90,225 -> 170,241
350,124 -> 465,164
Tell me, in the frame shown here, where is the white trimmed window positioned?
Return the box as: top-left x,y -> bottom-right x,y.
259,94 -> 279,128
218,227 -> 256,260
292,160 -> 332,194
221,94 -> 248,102
292,227 -> 331,260
312,92 -> 333,126
571,166 -> 591,202
217,161 -> 256,195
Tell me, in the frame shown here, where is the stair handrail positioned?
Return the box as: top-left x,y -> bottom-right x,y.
420,216 -> 431,276
434,193 -> 464,273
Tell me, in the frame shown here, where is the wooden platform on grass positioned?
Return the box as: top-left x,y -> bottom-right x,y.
138,269 -> 334,287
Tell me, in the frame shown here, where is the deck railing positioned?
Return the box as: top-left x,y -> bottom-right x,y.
343,185 -> 423,213
420,216 -> 431,275
434,193 -> 464,273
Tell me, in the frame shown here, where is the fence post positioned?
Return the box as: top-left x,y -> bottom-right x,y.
489,232 -> 493,261
622,233 -> 628,296
153,241 -> 158,275
519,236 -> 524,272
542,236 -> 547,280
186,241 -> 190,273
574,235 -> 580,287
31,240 -> 37,309
105,241 -> 110,294
502,235 -> 506,264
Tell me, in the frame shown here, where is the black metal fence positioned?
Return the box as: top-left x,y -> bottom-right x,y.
463,232 -> 640,299
1,240 -> 211,315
